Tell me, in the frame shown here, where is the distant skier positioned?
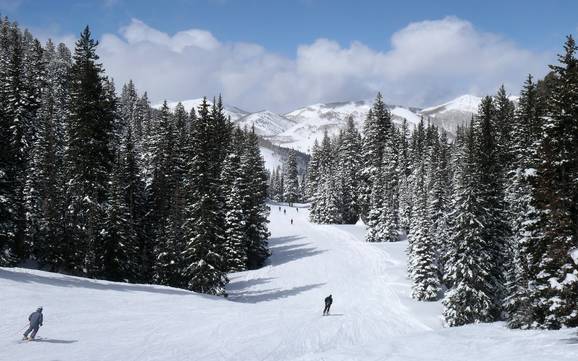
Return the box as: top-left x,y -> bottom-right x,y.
283,209 -> 286,215
291,218 -> 294,225
296,208 -> 299,213
23,307 -> 43,340
279,206 -> 281,211
323,295 -> 333,316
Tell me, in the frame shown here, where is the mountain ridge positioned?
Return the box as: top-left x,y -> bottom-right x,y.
158,93 -> 515,154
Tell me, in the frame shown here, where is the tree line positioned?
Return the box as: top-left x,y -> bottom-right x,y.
268,149 -> 304,205
306,36 -> 578,329
0,19 -> 270,295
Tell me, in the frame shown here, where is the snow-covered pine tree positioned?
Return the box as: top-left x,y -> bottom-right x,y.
409,155 -> 440,301
528,35 -> 578,329
150,102 -> 183,287
133,91 -> 150,147
221,127 -> 248,272
428,130 -> 452,282
365,161 -> 386,242
381,128 -> 401,241
3,22 -> 41,261
443,124 -> 494,327
336,116 -> 361,224
23,39 -> 70,270
504,74 -> 544,329
360,93 -> 392,221
102,139 -> 139,282
240,127 -> 271,269
63,26 -> 116,276
398,119 -> 413,233
305,139 -> 321,202
283,149 -> 300,205
0,18 -> 16,266
182,98 -> 228,294
310,131 -> 334,223
440,125 -> 467,291
476,95 -> 509,318
117,80 -> 138,147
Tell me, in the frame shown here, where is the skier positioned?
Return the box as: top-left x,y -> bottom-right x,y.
291,218 -> 293,225
296,207 -> 299,213
283,209 -> 286,215
23,307 -> 43,340
323,295 -> 333,316
279,206 -> 281,211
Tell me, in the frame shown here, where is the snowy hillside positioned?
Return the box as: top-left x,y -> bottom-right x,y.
420,94 -> 482,133
260,146 -> 284,171
273,100 -> 423,152
2,205 -> 576,361
237,110 -> 296,137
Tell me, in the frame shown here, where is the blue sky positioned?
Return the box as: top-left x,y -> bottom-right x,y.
2,0 -> 577,111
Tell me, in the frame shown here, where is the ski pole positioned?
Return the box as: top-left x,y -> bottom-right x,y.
17,324 -> 29,335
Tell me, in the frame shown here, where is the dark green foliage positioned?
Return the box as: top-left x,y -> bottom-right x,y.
0,19 -> 270,296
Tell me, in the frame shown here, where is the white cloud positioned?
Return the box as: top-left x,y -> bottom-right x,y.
95,16 -> 550,112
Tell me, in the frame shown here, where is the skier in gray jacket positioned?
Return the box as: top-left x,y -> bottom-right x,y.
23,307 -> 43,340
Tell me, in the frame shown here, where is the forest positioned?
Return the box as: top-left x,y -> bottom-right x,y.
0,19 -> 270,295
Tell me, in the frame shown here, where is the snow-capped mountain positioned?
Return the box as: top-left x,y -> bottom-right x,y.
236,110 -> 296,137
272,100 -> 423,152
161,93 -> 516,155
420,94 -> 482,134
161,98 -> 250,122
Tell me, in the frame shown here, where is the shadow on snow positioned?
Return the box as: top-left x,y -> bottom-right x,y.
228,283 -> 325,303
267,235 -> 325,267
0,269 -> 194,296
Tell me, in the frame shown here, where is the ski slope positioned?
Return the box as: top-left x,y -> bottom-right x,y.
1,205 -> 577,361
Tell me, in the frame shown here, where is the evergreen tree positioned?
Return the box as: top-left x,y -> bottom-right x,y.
64,26 -> 116,276
504,75 -> 544,328
409,157 -> 440,301
305,140 -> 321,202
151,102 -> 183,287
24,39 -> 70,270
443,125 -> 494,326
240,128 -> 271,269
336,117 -> 361,224
221,128 -> 248,272
182,98 -> 228,294
360,93 -> 392,220
528,36 -> 578,328
476,96 -> 509,316
283,150 -> 300,204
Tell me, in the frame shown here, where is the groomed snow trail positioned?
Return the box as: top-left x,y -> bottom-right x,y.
1,205 -> 577,361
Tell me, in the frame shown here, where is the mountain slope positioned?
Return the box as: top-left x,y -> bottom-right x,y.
237,110 -> 296,137
1,205 -> 575,361
276,100 -> 423,152
420,94 -> 482,133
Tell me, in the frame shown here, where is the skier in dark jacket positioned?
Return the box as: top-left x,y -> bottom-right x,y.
323,295 -> 333,315
23,307 -> 43,340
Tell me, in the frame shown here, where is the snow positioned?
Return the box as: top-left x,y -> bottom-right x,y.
237,111 -> 296,137
421,94 -> 482,115
260,146 -> 283,171
3,206 -> 576,360
570,248 -> 578,265
277,100 -> 423,153
156,98 -> 250,121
